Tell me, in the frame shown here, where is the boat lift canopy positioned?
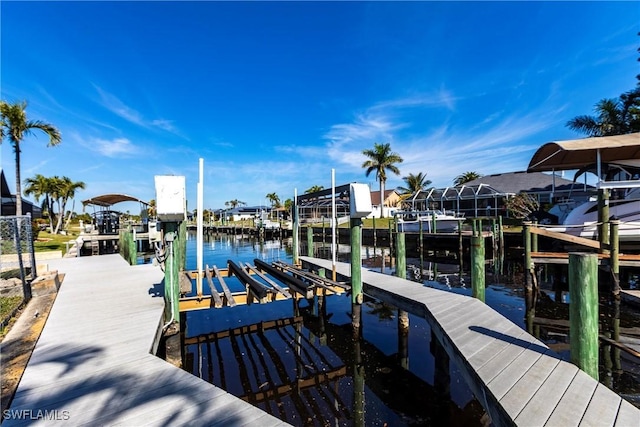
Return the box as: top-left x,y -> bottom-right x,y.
527,133 -> 640,189
82,194 -> 149,208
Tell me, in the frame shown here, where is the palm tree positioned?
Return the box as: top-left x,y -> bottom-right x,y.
304,185 -> 324,194
566,98 -> 626,137
397,172 -> 432,195
454,171 -> 482,186
24,174 -> 56,231
148,199 -> 157,218
265,192 -> 281,219
227,199 -> 246,209
265,192 -> 280,207
362,142 -> 403,218
56,177 -> 85,233
0,101 -> 61,216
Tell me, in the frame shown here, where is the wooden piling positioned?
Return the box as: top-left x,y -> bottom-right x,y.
458,220 -> 463,272
610,219 -> 620,296
396,232 -> 406,279
471,233 -> 485,303
569,252 -> 599,380
395,232 -> 409,360
307,226 -> 313,257
162,222 -> 182,323
598,189 -> 610,252
351,217 -> 363,338
119,229 -> 137,266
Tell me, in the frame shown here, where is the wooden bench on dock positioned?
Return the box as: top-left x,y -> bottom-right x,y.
300,256 -> 640,427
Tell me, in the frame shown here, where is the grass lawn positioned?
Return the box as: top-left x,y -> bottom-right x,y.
0,296 -> 23,322
35,230 -> 80,255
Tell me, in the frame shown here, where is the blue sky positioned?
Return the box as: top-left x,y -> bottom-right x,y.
1,1 -> 638,214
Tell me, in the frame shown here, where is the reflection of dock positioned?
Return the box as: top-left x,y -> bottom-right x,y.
3,255 -> 287,426
300,256 -> 640,426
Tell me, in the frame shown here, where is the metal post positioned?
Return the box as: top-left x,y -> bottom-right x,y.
293,192 -> 299,266
569,252 -> 599,380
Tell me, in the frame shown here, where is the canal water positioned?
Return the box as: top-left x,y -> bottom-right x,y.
177,232 -> 640,426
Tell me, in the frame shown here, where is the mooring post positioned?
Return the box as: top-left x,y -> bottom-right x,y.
598,188 -> 610,253
307,225 -> 313,257
498,215 -> 504,275
610,219 -> 620,296
569,252 -> 599,380
523,221 -> 535,333
372,216 -> 377,246
162,221 -> 181,324
396,232 -> 406,280
395,231 -> 409,368
457,219 -> 463,272
609,219 -> 621,370
351,217 -> 363,338
419,218 -> 424,276
471,231 -> 485,302
531,220 -> 538,253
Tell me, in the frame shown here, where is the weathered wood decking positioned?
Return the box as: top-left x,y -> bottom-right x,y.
3,254 -> 288,426
300,256 -> 640,427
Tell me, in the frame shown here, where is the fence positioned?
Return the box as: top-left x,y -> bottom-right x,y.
0,215 -> 36,300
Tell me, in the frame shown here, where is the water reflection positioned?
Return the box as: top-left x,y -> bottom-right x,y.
184,295 -> 487,426
181,232 -> 640,421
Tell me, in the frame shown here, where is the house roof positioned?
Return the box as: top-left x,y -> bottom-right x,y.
370,189 -> 398,205
461,171 -> 593,195
527,133 -> 640,172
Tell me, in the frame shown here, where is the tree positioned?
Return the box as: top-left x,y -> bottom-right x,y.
56,177 -> 85,233
226,199 -> 246,209
304,185 -> 324,194
566,98 -> 626,137
265,192 -> 280,207
454,171 -> 481,186
397,172 -> 432,195
147,199 -> 157,218
283,198 -> 293,219
24,174 -> 56,231
362,142 -> 403,218
0,101 -> 61,216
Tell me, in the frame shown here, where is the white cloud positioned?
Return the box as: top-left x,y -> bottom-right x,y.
92,137 -> 138,158
94,85 -> 183,135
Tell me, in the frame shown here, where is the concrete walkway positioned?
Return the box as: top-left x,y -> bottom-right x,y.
3,255 -> 288,426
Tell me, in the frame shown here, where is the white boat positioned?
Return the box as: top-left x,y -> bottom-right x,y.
396,210 -> 464,233
552,187 -> 640,242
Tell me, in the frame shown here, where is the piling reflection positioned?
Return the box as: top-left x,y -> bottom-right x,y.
183,296 -> 488,426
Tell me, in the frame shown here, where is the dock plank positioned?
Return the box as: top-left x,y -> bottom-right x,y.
499,349 -> 561,418
3,255 -> 288,427
614,398 -> 640,427
545,369 -> 598,427
579,384 -> 622,427
300,256 -> 640,427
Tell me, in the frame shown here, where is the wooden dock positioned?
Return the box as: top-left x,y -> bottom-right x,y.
3,254 -> 288,426
300,256 -> 640,427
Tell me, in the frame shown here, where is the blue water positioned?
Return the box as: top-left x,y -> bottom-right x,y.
180,233 -> 489,425
177,232 -> 640,423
